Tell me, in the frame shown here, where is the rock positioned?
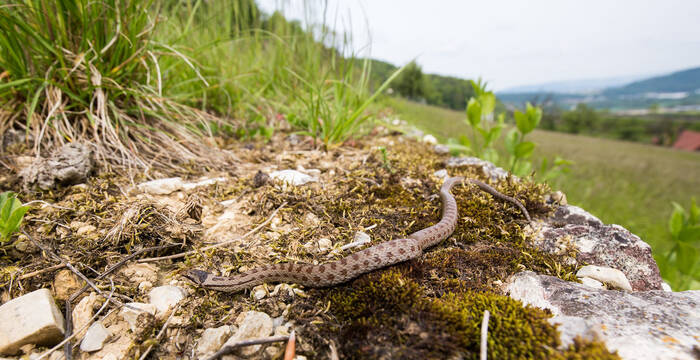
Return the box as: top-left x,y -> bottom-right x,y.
119,302 -> 156,332
269,170 -> 316,186
317,238 -> 333,252
52,269 -> 82,301
181,177 -> 227,190
195,325 -> 233,358
19,142 -> 95,190
579,277 -> 604,289
87,320 -> 135,360
252,285 -> 268,300
303,212 -> 320,227
137,177 -> 184,195
148,286 -> 186,316
0,289 -> 65,355
80,321 -> 110,352
432,169 -> 448,179
223,311 -> 274,357
253,171 -> 270,188
433,144 -> 450,154
118,263 -> 158,284
546,191 -> 568,205
532,205 -> 663,291
72,292 -> 98,340
340,231 -> 371,250
2,128 -> 27,150
506,271 -> 700,360
422,134 -> 438,144
577,265 -> 633,291
446,156 -> 510,181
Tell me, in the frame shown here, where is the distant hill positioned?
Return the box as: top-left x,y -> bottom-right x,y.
500,74 -> 649,95
604,67 -> 700,96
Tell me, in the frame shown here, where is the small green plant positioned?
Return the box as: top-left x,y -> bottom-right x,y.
0,192 -> 30,244
447,80 -> 570,181
377,146 -> 394,173
658,199 -> 700,290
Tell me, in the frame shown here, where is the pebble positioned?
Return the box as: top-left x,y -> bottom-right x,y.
269,170 -> 317,186
119,302 -> 156,332
422,134 -> 438,144
137,177 -> 184,195
76,224 -> 96,236
0,289 -> 65,356
433,169 -> 448,179
224,311 -> 274,357
148,286 -> 187,316
80,321 -> 110,352
317,238 -> 333,252
434,144 -> 450,154
195,325 -> 233,357
576,265 -> 633,291
579,277 -> 604,289
72,292 -> 98,340
252,285 -> 268,300
53,269 -> 82,301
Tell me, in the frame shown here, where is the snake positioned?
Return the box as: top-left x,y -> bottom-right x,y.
184,176 -> 530,292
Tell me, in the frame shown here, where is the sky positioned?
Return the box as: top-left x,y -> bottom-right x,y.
257,0 -> 700,91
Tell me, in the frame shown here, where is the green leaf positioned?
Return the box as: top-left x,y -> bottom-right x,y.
525,102 -> 542,132
669,206 -> 685,239
514,141 -> 535,158
483,148 -> 499,164
1,192 -> 15,222
678,226 -> 700,244
676,242 -> 698,275
466,98 -> 482,127
690,198 -> 699,224
487,124 -> 504,145
512,160 -> 532,176
504,128 -> 518,155
480,92 -> 496,116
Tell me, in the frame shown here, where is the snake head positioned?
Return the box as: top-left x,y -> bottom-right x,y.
183,269 -> 209,285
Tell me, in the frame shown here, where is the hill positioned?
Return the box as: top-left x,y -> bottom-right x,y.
604,67 -> 700,96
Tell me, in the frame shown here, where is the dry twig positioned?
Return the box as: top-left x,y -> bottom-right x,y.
480,310 -> 490,360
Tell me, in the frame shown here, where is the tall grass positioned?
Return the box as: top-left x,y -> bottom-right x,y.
0,0 -> 226,171
1,0 -> 398,171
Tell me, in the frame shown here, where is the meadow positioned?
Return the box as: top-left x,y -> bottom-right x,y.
386,97 -> 700,258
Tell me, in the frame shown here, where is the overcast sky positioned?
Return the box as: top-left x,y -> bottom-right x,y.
258,0 -> 700,91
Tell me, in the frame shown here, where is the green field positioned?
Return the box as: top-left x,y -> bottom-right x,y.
387,97 -> 700,258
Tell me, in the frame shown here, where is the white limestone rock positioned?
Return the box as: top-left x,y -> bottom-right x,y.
80,321 -> 110,352
422,134 -> 438,144
269,170 -> 317,186
432,169 -> 448,179
0,289 -> 65,355
119,302 -> 156,332
71,292 -> 98,341
148,286 -> 186,317
137,177 -> 184,195
577,265 -> 633,291
506,271 -> 700,360
223,311 -> 273,358
195,325 -> 233,358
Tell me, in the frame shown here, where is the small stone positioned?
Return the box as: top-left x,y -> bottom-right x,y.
195,325 -> 232,357
317,238 -> 333,252
546,191 -> 568,205
422,134 -> 438,144
148,286 -> 186,316
119,303 -> 156,332
181,177 -> 227,190
265,346 -> 282,358
76,224 -> 96,236
303,213 -> 320,226
433,169 -> 448,179
53,269 -> 82,301
252,285 -> 268,300
354,231 -> 371,244
576,265 -> 633,291
269,170 -> 316,186
137,177 -> 184,195
119,263 -> 158,284
19,142 -> 95,190
138,281 -> 153,293
253,171 -> 270,188
662,282 -> 673,292
80,321 -> 110,352
434,144 -> 450,154
224,311 -> 273,357
72,292 -> 97,340
579,277 -> 604,289
0,289 -> 65,356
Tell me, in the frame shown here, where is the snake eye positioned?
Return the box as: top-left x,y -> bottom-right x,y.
184,269 -> 209,284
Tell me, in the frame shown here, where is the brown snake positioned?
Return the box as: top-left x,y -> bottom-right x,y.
184,176 -> 530,292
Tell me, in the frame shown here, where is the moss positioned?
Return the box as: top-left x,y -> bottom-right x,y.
555,336 -> 622,360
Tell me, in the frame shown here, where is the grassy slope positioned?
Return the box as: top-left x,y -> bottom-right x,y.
386,97 -> 700,257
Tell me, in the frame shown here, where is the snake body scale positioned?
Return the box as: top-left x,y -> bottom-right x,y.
184,176 -> 530,292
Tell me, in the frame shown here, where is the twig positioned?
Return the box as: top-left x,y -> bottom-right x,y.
139,202 -> 287,263
283,330 -> 295,360
205,335 -> 290,360
17,263 -> 67,280
480,310 -> 490,360
35,280 -> 116,360
138,303 -> 181,360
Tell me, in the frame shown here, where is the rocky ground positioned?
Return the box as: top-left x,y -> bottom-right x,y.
0,128 -> 698,359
